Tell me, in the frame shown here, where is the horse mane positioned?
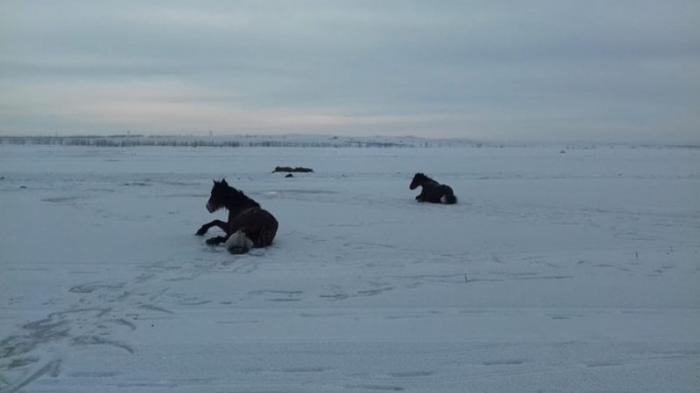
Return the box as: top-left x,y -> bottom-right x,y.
219,181 -> 260,209
414,172 -> 436,184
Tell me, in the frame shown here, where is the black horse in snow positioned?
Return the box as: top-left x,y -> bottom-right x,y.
195,179 -> 278,254
410,173 -> 457,204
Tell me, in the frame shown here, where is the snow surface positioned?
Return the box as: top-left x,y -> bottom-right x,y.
0,144 -> 698,392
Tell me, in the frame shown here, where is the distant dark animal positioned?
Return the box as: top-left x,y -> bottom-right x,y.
410,173 -> 457,204
273,166 -> 313,173
195,179 -> 278,254
285,173 -> 294,178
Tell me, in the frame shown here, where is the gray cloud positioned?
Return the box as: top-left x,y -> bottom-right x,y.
1,0 -> 698,142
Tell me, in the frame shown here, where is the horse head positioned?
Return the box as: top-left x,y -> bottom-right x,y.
206,178 -> 230,213
206,178 -> 259,213
410,173 -> 426,190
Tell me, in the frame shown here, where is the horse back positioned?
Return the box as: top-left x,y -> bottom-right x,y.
230,207 -> 278,247
438,184 -> 454,196
421,183 -> 455,203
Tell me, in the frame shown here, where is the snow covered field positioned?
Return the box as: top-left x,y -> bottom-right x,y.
1,144 -> 698,392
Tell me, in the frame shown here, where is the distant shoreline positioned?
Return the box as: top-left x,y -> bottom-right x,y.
0,135 -> 697,150
0,134 -> 485,149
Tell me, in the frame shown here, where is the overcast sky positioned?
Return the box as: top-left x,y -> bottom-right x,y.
1,1 -> 698,142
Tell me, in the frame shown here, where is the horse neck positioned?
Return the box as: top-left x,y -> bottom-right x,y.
420,177 -> 439,187
222,188 -> 260,212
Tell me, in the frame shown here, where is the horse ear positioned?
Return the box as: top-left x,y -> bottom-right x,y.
221,178 -> 228,185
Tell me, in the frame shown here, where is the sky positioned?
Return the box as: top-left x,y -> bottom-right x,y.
1,1 -> 698,143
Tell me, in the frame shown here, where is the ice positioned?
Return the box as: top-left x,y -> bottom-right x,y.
1,143 -> 699,392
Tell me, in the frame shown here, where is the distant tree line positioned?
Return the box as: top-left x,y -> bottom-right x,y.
0,135 -> 454,148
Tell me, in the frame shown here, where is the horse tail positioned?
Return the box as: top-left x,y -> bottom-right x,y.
441,193 -> 457,204
257,222 -> 278,247
258,228 -> 276,247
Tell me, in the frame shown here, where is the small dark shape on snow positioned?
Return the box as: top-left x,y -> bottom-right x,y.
285,173 -> 294,178
196,178 -> 278,255
19,185 -> 27,189
273,166 -> 314,173
410,173 -> 457,204
560,150 -> 566,154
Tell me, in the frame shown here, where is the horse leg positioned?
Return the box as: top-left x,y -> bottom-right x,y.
196,219 -> 228,236
415,187 -> 426,202
205,236 -> 227,245
224,230 -> 254,254
246,222 -> 278,248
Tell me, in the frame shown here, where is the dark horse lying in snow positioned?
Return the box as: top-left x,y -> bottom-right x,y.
195,179 -> 278,254
410,173 -> 457,204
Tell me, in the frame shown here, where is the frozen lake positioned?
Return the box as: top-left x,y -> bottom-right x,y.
1,144 -> 699,392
